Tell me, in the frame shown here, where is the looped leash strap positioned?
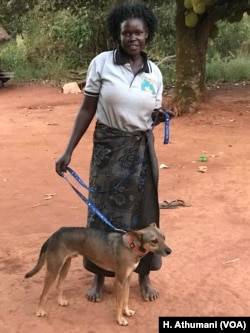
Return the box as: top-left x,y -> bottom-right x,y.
62,167 -> 126,234
67,166 -> 93,192
162,108 -> 170,144
151,108 -> 171,144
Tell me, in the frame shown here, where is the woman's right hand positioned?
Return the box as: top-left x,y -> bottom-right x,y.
55,152 -> 72,177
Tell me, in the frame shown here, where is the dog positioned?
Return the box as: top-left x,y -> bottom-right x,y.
25,223 -> 171,326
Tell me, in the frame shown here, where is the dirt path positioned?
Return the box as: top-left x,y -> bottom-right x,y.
1,82 -> 250,333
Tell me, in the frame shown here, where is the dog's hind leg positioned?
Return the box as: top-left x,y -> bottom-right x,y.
36,270 -> 57,317
56,257 -> 71,307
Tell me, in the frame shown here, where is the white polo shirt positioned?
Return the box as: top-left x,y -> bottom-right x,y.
84,48 -> 163,132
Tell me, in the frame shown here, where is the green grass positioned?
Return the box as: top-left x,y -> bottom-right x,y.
206,56 -> 250,82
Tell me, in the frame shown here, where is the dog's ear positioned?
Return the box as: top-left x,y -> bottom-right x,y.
127,230 -> 143,241
149,223 -> 157,228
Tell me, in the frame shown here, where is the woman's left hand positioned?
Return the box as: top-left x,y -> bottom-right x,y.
152,107 -> 176,126
151,108 -> 166,125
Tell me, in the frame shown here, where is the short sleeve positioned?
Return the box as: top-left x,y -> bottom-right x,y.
84,56 -> 102,97
154,66 -> 163,109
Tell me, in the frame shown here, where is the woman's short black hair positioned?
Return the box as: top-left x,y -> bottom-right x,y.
107,3 -> 157,44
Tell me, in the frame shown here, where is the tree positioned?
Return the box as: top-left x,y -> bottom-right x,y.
0,0 -> 38,36
174,0 -> 250,115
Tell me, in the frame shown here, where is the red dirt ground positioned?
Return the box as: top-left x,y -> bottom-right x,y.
1,81 -> 250,333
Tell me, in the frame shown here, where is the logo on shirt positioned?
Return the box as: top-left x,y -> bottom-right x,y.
141,78 -> 156,95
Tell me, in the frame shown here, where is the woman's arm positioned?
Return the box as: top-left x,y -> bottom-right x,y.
55,95 -> 98,176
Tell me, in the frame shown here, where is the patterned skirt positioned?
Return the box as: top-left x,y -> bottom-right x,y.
84,121 -> 162,275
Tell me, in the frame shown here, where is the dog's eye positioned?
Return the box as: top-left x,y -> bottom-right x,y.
152,239 -> 158,244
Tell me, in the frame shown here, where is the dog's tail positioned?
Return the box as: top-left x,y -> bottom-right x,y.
24,239 -> 49,278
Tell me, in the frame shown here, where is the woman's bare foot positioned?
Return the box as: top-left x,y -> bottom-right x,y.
86,274 -> 105,302
139,274 -> 159,301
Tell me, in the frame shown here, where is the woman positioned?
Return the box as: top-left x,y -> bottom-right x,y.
56,3 -> 167,302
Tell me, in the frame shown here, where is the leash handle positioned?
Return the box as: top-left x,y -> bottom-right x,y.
151,107 -> 171,144
163,110 -> 170,144
63,168 -> 126,234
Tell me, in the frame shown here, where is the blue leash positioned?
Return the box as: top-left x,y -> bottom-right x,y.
163,110 -> 170,144
62,110 -> 171,233
63,168 -> 126,234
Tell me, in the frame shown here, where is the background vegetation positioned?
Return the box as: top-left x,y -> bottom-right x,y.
0,0 -> 250,86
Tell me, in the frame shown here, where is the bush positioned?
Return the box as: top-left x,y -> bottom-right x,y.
0,38 -> 68,82
207,14 -> 250,60
0,40 -> 26,72
206,56 -> 250,82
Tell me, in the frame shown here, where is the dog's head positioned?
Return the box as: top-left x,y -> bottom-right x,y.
128,223 -> 171,257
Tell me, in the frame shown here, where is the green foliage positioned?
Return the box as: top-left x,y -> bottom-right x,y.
148,1 -> 176,61
206,55 -> 250,82
0,39 -> 68,81
0,0 -> 37,36
206,14 -> 250,82
1,0 -> 250,88
0,40 -> 26,71
1,0 -> 176,76
159,63 -> 176,87
207,14 -> 250,59
19,5 -> 110,71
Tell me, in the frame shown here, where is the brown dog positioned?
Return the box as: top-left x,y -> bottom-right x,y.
25,223 -> 171,326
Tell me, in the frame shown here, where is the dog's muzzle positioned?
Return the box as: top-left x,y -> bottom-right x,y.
165,246 -> 172,256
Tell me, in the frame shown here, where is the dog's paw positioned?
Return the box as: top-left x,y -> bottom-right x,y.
36,309 -> 46,317
117,316 -> 129,326
58,298 -> 69,307
123,307 -> 135,317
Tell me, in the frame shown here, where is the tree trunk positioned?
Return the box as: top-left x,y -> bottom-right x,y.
173,0 -> 218,115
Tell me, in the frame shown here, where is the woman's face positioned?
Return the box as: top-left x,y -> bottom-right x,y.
119,18 -> 148,56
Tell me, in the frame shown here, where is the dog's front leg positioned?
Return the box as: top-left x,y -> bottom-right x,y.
115,277 -> 129,326
122,274 -> 135,317
56,257 -> 71,306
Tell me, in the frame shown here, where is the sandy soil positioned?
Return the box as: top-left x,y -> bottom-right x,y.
1,81 -> 250,333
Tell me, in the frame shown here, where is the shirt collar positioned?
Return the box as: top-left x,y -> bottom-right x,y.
113,47 -> 150,73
